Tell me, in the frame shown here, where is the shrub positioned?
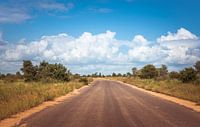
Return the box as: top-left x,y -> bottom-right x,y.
179,67 -> 197,83
79,77 -> 88,85
140,64 -> 157,79
169,71 -> 180,79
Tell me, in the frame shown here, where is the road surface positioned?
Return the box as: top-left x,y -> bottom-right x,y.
19,80 -> 200,127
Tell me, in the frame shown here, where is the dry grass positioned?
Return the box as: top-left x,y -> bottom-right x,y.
0,80 -> 88,120
108,77 -> 200,104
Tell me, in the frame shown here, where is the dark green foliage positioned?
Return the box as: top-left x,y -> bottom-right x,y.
179,67 -> 197,83
38,61 -> 71,81
112,72 -> 117,77
169,71 -> 180,79
21,60 -> 38,82
21,60 -> 71,82
126,72 -> 132,77
140,64 -> 157,79
117,73 -> 122,77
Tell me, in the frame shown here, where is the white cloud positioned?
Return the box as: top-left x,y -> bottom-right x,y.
0,1 -> 74,24
0,5 -> 31,23
1,28 -> 200,74
157,28 -> 198,42
2,31 -> 120,64
132,35 -> 148,47
38,2 -> 74,11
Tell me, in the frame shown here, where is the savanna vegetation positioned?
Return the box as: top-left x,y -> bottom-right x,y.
106,61 -> 200,104
0,60 -> 92,120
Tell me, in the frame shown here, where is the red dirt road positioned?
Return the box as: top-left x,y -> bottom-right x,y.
18,80 -> 200,127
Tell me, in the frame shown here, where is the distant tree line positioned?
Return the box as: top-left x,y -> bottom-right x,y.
84,60 -> 200,84
131,61 -> 200,84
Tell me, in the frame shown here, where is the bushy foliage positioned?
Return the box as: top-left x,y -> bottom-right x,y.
179,67 -> 197,83
169,71 -> 180,79
140,64 -> 157,79
21,60 -> 71,82
21,60 -> 38,82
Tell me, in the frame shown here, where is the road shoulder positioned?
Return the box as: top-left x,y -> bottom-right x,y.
107,79 -> 200,113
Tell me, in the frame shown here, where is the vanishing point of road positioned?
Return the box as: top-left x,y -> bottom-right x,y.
19,80 -> 200,127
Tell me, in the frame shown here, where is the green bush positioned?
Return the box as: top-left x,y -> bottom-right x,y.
169,71 -> 180,79
179,67 -> 197,83
140,64 -> 157,79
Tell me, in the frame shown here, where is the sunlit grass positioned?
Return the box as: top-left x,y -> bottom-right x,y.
0,80 -> 87,120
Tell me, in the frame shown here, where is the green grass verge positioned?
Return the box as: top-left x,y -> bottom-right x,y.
0,80 -> 87,120
107,77 -> 200,104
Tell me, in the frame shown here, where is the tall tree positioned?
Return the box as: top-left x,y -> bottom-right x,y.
132,67 -> 137,77
21,60 -> 38,82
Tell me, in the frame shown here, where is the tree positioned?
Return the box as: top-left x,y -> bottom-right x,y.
179,67 -> 197,83
160,65 -> 168,77
157,64 -> 168,79
140,64 -> 157,79
126,72 -> 131,77
132,67 -> 137,77
21,60 -> 38,82
117,73 -> 122,77
169,71 -> 180,79
112,72 -> 116,77
37,61 -> 71,81
194,61 -> 200,73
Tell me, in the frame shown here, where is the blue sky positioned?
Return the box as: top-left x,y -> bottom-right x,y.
0,0 -> 200,74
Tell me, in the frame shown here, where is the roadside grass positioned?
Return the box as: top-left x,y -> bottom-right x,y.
107,77 -> 200,104
0,78 -> 92,120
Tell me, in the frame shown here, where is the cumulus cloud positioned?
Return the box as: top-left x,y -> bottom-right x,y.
157,28 -> 198,42
2,31 -> 120,64
0,28 -> 200,74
